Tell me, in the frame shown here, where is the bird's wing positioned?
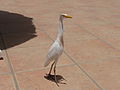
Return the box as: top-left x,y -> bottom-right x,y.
44,41 -> 60,67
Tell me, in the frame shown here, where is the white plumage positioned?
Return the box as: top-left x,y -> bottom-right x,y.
44,40 -> 63,67
44,14 -> 72,86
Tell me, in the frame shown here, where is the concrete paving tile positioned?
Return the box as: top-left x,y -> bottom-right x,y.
102,37 -> 120,50
11,0 -> 44,7
79,57 -> 120,90
77,23 -> 120,39
64,24 -> 96,42
43,22 -> 97,42
0,75 -> 15,90
71,2 -> 120,39
16,65 -> 99,90
38,23 -> 57,39
0,8 -> 21,15
0,0 -> 120,89
0,43 -> 10,74
0,0 -> 15,6
0,58 -> 10,74
72,13 -> 120,38
4,31 -> 51,49
65,39 -> 120,64
15,0 -> 76,32
16,0 -> 74,17
7,45 -> 73,72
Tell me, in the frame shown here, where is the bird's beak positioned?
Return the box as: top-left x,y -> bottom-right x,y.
64,15 -> 72,18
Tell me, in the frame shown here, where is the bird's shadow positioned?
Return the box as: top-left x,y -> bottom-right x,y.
44,74 -> 67,86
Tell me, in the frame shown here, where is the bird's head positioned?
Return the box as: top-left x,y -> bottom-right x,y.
60,14 -> 72,19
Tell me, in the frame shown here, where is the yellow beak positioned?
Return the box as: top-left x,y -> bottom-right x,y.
64,15 -> 72,18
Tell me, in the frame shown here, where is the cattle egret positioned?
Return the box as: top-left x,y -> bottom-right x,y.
44,14 -> 72,85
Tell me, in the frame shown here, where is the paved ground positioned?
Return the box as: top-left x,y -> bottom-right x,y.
0,0 -> 120,90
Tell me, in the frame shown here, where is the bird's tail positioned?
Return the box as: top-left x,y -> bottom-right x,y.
44,58 -> 52,67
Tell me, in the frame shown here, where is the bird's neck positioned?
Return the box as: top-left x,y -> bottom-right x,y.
56,16 -> 64,46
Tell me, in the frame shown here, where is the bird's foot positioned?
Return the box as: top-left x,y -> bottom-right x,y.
45,74 -> 66,85
44,73 -> 59,86
45,73 -> 53,78
44,73 -> 54,80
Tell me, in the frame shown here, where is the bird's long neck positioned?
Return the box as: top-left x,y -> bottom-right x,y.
56,16 -> 64,46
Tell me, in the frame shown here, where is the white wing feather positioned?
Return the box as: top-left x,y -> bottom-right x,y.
44,41 -> 63,67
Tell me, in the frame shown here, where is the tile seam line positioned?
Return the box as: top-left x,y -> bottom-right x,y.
0,33 -> 20,90
74,22 -> 120,52
15,63 -> 75,74
0,72 -> 11,76
42,30 -> 104,90
64,51 -> 104,90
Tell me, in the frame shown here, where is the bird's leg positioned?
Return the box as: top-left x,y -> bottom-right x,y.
54,65 -> 59,87
48,61 -> 55,75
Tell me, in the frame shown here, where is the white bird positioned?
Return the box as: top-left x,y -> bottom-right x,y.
0,49 -> 3,60
44,14 -> 72,85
